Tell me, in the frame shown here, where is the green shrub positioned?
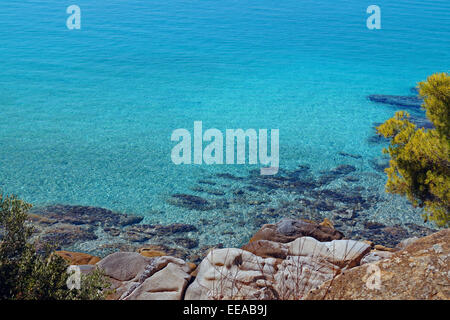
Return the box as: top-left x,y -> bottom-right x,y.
0,194 -> 110,300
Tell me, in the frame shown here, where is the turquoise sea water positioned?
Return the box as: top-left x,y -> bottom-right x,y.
1,0 -> 449,248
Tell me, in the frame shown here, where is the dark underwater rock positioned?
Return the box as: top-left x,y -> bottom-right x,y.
331,164 -> 357,175
409,115 -> 434,129
167,194 -> 213,210
364,221 -> 386,229
204,189 -> 226,196
39,224 -> 98,247
198,179 -> 216,186
126,223 -> 197,236
216,173 -> 244,181
369,157 -> 390,173
175,237 -> 199,249
124,230 -> 152,242
118,215 -> 144,227
338,152 -> 362,159
318,164 -> 357,185
314,200 -> 336,211
367,134 -> 389,145
104,227 -> 121,237
368,94 -> 423,109
30,204 -> 143,228
312,188 -> 364,206
343,176 -> 359,182
333,208 -> 358,221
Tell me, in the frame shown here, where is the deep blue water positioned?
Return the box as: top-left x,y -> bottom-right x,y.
1,0 -> 449,247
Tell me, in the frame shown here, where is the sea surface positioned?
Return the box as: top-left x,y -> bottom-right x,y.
1,0 -> 449,249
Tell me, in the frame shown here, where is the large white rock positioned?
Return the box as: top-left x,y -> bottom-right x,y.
186,237 -> 371,300
97,253 -> 194,300
185,248 -> 278,300
124,262 -> 192,300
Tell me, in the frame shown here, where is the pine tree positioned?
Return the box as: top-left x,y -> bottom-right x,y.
376,73 -> 450,227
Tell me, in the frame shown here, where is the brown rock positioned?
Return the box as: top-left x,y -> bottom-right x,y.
241,240 -> 288,259
319,218 -> 334,229
249,218 -> 344,243
55,250 -> 101,265
27,213 -> 57,226
306,229 -> 450,300
187,262 -> 197,272
138,248 -> 167,258
363,240 -> 374,247
374,244 -> 397,252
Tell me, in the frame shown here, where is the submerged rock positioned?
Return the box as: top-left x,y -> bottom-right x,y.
368,94 -> 423,109
167,194 -> 212,210
167,193 -> 228,211
338,152 -> 362,159
39,224 -> 97,247
369,157 -> 390,173
30,204 -> 143,228
318,165 -> 356,185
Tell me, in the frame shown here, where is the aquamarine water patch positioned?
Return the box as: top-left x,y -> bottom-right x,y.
0,0 -> 449,249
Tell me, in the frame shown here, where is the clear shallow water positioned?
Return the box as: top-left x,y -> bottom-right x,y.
1,0 -> 449,248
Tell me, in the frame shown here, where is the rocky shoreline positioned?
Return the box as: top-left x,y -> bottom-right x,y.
51,217 -> 449,300
28,201 -> 437,265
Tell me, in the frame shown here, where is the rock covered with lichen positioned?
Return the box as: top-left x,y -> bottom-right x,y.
306,229 -> 450,300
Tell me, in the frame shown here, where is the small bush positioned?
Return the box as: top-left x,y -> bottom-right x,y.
0,194 -> 110,300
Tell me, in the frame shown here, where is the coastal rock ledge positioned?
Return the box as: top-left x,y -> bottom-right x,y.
79,220 -> 448,300
306,229 -> 450,300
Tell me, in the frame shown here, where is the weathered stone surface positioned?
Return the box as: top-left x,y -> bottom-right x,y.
287,237 -> 371,268
306,229 -> 450,300
55,250 -> 101,265
396,236 -> 419,250
360,250 -> 394,265
274,254 -> 338,299
123,262 -> 192,300
138,248 -> 167,258
373,244 -> 397,252
325,239 -> 371,268
97,252 -> 151,281
110,256 -> 194,300
185,248 -> 279,300
186,237 -> 370,300
242,240 -> 288,259
249,218 -> 344,243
